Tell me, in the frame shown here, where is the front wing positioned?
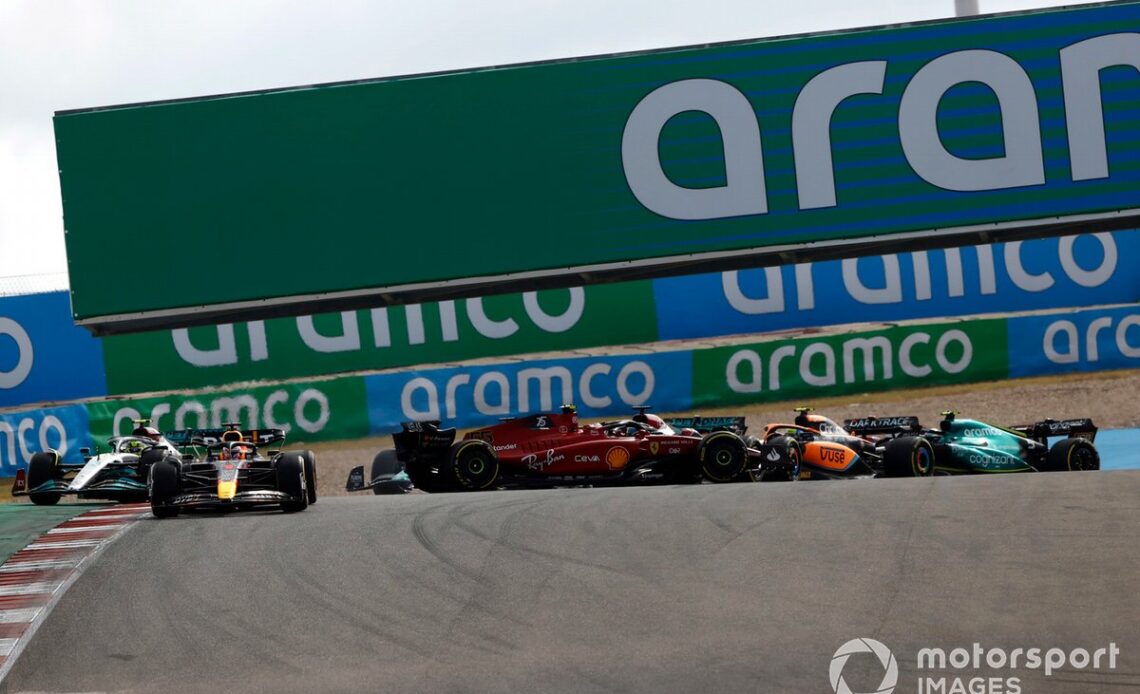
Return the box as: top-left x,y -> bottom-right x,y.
157,489 -> 300,509
15,476 -> 148,500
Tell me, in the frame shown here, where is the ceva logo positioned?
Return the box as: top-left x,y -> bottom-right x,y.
831,638 -> 898,694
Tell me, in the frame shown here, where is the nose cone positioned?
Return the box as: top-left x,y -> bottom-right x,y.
217,479 -> 237,500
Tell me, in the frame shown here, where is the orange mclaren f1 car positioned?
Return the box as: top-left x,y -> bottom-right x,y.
759,407 -> 932,479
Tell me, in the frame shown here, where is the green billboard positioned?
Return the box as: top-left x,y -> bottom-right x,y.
691,320 -> 1009,406
84,377 -> 368,444
56,2 -> 1140,333
99,283 -> 656,394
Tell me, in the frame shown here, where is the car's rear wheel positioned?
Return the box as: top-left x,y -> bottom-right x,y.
149,457 -> 181,518
698,434 -> 747,483
883,436 -> 935,477
1042,437 -> 1099,472
27,451 -> 62,506
762,436 -> 801,482
448,440 -> 500,490
276,454 -> 309,513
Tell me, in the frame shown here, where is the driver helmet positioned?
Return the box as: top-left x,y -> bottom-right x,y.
632,413 -> 666,431
796,412 -> 828,430
221,441 -> 251,461
560,403 -> 579,430
122,438 -> 147,455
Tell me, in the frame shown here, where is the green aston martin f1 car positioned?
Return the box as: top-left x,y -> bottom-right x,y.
844,411 -> 1100,474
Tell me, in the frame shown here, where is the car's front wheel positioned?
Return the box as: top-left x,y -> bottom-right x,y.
762,436 -> 801,482
27,451 -> 62,506
883,436 -> 935,477
295,450 -> 318,504
276,454 -> 309,513
149,457 -> 182,518
698,434 -> 747,483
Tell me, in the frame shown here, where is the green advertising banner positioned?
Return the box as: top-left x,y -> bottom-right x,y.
100,283 -> 656,394
83,377 -> 369,444
56,3 -> 1140,333
691,320 -> 1009,407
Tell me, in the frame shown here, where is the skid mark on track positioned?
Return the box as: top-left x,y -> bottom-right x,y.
448,497 -> 659,586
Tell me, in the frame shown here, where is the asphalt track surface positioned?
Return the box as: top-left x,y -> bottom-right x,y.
3,471 -> 1139,694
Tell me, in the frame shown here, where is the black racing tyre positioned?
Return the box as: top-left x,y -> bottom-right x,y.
276,454 -> 309,513
448,440 -> 500,491
371,449 -> 402,495
1042,437 -> 1099,472
763,435 -> 802,482
698,433 -> 748,483
883,436 -> 935,477
138,447 -> 167,481
297,450 -> 318,504
28,451 -> 62,506
149,457 -> 182,518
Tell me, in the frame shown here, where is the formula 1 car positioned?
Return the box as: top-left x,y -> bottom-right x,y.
346,405 -> 798,493
844,411 -> 1100,474
347,449 -> 415,495
148,425 -> 317,518
758,407 -> 929,480
11,420 -> 180,505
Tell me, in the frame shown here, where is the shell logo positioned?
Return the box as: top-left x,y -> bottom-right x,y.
605,446 -> 631,470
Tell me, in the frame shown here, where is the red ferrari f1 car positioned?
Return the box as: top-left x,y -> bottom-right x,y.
346,406 -> 798,493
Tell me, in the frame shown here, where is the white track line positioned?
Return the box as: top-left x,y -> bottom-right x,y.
0,560 -> 78,572
0,583 -> 60,597
46,525 -> 122,535
0,610 -> 41,624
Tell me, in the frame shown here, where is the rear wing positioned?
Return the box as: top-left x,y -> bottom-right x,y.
166,428 -> 287,447
843,416 -> 922,436
1010,418 -> 1098,444
664,415 -> 747,435
393,421 -> 457,463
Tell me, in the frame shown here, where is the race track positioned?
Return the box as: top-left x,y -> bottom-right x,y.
3,471 -> 1139,693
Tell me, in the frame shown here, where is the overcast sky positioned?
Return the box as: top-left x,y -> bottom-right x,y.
0,0 -> 1102,283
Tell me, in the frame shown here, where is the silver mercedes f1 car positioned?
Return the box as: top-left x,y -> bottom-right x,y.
12,420 -> 179,505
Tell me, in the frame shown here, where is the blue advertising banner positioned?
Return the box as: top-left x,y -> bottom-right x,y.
0,404 -> 92,475
0,291 -> 107,408
364,351 -> 693,434
1007,304 -> 1140,378
655,231 -> 1140,340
